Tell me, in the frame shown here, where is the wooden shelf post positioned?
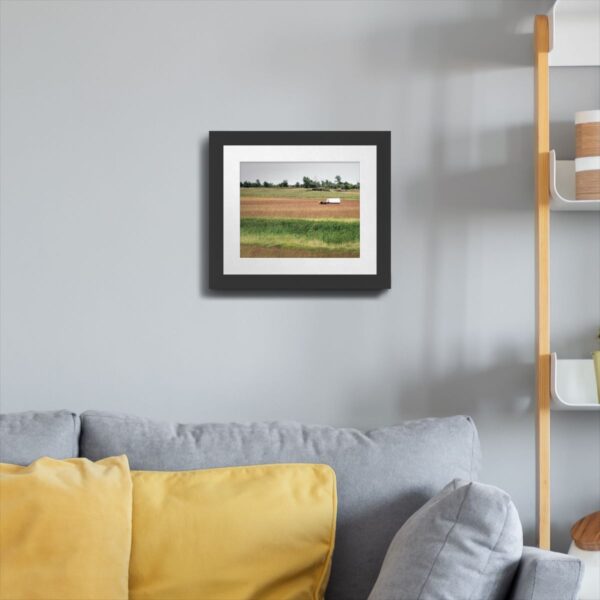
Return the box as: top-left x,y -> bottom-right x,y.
534,14 -> 551,550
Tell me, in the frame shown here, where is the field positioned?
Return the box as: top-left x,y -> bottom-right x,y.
240,188 -> 360,258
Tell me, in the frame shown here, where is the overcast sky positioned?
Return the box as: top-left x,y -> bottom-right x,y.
240,162 -> 359,185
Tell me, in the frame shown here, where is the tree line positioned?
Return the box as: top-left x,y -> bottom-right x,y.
240,175 -> 359,190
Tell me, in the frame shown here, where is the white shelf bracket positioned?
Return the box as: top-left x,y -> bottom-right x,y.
549,151 -> 600,210
551,353 -> 600,410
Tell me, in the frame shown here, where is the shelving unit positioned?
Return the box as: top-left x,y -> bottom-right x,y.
534,0 -> 600,550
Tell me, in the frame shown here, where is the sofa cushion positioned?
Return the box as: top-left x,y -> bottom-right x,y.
80,411 -> 481,600
507,546 -> 583,600
368,479 -> 523,600
130,464 -> 337,600
0,410 -> 80,465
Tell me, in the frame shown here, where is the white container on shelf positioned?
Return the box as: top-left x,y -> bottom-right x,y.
576,109 -> 600,124
575,110 -> 600,200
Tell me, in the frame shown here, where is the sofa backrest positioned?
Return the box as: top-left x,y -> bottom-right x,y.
80,411 -> 481,600
0,410 -> 80,465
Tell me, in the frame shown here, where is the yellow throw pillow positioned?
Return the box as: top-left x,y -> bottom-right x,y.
0,456 -> 132,600
130,463 -> 337,600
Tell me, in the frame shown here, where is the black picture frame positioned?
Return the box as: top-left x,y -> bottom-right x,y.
209,131 -> 391,290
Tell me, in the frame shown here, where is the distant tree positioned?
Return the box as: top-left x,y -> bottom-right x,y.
263,180 -> 272,187
255,179 -> 261,187
303,176 -> 313,189
280,179 -> 289,187
335,175 -> 342,186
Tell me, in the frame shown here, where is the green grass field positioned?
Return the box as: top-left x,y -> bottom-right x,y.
240,218 -> 359,257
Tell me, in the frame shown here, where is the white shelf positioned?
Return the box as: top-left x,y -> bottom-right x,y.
549,151 -> 600,211
548,0 -> 600,66
551,353 -> 600,411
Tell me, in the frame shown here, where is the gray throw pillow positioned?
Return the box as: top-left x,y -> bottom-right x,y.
368,479 -> 523,600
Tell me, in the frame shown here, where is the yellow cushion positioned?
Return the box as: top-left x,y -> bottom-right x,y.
0,456 -> 132,600
130,463 -> 337,600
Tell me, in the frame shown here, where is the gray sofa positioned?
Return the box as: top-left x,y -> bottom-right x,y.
0,410 -> 583,600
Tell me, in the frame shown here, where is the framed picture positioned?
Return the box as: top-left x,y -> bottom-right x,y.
209,131 -> 390,290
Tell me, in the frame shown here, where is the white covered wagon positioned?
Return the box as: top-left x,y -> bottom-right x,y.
319,198 -> 341,205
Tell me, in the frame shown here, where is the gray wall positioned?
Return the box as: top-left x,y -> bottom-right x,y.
1,0 -> 598,551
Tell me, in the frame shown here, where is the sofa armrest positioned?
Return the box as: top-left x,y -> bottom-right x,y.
507,546 -> 583,600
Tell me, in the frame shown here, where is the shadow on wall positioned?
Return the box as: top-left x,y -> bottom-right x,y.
396,122 -> 534,422
363,0 -> 544,73
198,137 -> 209,295
368,0 -> 549,548
378,1 -> 540,422
397,349 -> 534,421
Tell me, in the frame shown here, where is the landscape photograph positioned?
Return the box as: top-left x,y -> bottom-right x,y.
240,162 -> 360,258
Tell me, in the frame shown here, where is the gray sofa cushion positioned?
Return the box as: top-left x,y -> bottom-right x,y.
80,411 -> 481,600
0,410 -> 80,465
368,479 -> 523,600
507,546 -> 583,600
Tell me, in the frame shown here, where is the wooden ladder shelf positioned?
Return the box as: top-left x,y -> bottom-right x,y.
534,14 -> 551,551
